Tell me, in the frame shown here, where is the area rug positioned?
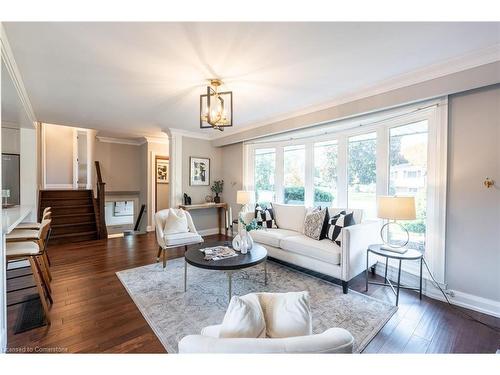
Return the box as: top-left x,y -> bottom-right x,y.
116,258 -> 397,353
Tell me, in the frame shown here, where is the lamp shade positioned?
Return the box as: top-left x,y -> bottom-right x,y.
377,196 -> 416,220
236,190 -> 254,205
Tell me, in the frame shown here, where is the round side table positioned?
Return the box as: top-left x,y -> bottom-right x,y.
366,244 -> 423,306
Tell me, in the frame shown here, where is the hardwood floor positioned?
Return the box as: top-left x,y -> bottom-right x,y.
6,233 -> 500,353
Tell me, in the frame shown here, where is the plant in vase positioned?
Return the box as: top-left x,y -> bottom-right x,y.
211,180 -> 224,203
233,214 -> 260,254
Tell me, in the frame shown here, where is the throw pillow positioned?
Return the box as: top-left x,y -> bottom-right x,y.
219,294 -> 266,338
254,204 -> 277,229
303,208 -> 327,240
327,210 -> 354,246
257,291 -> 312,338
163,209 -> 189,234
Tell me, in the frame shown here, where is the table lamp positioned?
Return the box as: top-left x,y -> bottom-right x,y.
236,190 -> 254,213
377,196 -> 416,253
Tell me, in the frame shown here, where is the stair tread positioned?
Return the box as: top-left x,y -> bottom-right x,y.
51,231 -> 97,239
50,212 -> 95,218
51,221 -> 96,228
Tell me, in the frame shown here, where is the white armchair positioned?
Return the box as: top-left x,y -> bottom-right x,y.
178,292 -> 354,354
178,326 -> 354,353
155,208 -> 204,268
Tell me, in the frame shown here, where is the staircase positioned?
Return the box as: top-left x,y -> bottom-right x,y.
39,189 -> 100,244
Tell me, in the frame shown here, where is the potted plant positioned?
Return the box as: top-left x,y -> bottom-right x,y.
211,180 -> 224,203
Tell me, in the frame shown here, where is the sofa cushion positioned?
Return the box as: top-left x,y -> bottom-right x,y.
255,204 -> 277,229
257,291 -> 312,338
251,228 -> 298,248
219,293 -> 266,338
329,207 -> 363,224
280,235 -> 341,265
303,208 -> 328,240
272,203 -> 307,232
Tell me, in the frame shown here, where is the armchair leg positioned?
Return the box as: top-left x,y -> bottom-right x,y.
342,280 -> 349,294
156,246 -> 162,262
162,249 -> 167,269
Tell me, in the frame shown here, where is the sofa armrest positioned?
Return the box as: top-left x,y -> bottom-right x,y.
178,328 -> 354,354
340,220 -> 380,281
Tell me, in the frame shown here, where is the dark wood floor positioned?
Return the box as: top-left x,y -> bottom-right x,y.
6,233 -> 500,353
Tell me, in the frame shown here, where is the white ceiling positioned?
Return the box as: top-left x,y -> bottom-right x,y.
4,22 -> 500,138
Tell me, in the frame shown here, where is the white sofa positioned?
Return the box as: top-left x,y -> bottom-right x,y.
242,203 -> 380,293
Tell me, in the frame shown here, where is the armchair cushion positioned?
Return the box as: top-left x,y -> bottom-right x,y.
163,208 -> 189,234
163,232 -> 203,247
220,294 -> 266,338
257,292 -> 312,338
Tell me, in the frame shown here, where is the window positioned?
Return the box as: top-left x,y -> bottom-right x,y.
246,99 -> 447,282
254,148 -> 275,206
314,140 -> 338,207
283,145 -> 305,204
348,132 -> 377,219
389,120 -> 428,251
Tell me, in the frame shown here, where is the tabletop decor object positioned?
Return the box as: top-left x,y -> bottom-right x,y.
376,196 -> 416,253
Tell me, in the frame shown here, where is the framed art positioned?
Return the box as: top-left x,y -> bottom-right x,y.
190,157 -> 210,186
156,159 -> 169,183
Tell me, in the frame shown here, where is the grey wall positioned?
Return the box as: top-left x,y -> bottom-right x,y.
1,127 -> 20,154
45,123 -> 73,185
94,141 -> 143,192
446,84 -> 500,302
182,136 -> 222,231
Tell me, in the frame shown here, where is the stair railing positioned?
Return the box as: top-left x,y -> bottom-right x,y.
94,161 -> 108,239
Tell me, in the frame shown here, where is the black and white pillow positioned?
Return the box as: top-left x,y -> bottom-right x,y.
326,210 -> 354,246
255,204 -> 277,229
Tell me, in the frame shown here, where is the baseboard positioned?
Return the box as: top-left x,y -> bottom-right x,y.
374,261 -> 500,318
146,225 -> 154,232
198,227 -> 221,236
0,327 -> 6,353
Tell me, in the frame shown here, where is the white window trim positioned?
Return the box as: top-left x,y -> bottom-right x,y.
244,98 -> 448,282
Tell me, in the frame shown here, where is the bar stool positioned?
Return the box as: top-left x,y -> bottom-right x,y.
7,219 -> 53,286
6,220 -> 53,323
14,207 -> 52,230
12,209 -> 52,266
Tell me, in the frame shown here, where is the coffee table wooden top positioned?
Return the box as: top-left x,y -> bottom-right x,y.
184,243 -> 267,271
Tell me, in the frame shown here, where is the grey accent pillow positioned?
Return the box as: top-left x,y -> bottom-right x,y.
303,208 -> 327,240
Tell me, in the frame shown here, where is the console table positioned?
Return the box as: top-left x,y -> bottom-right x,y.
179,202 -> 229,236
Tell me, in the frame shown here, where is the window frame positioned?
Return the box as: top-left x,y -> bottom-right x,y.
244,98 -> 447,282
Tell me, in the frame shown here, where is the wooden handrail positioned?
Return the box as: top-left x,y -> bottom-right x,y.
94,161 -> 108,239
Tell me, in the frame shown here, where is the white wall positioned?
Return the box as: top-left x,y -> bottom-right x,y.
221,142 -> 243,222
446,84 -> 500,304
1,126 -> 19,154
20,127 -> 37,221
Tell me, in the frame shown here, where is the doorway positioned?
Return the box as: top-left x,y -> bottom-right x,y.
155,156 -> 170,212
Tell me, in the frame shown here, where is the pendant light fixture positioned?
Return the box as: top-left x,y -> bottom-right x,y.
200,79 -> 233,131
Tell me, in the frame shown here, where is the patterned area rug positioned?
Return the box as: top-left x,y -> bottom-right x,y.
116,258 -> 396,353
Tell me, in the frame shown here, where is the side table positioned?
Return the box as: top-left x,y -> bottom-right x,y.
366,244 -> 423,306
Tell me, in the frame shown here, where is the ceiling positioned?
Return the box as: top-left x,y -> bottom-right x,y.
4,22 -> 500,138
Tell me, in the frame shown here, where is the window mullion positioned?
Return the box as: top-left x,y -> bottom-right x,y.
304,142 -> 314,207
275,146 -> 284,203
336,135 -> 348,207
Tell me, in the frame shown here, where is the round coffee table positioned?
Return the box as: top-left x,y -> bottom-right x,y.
184,243 -> 268,301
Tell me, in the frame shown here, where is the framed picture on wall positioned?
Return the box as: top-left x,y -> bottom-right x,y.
156,159 -> 169,184
190,157 -> 210,186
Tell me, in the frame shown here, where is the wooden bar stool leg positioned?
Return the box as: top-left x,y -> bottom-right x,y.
29,257 -> 51,324
41,252 -> 52,281
35,255 -> 52,298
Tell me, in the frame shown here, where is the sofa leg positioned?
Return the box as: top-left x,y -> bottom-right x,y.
342,281 -> 348,294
